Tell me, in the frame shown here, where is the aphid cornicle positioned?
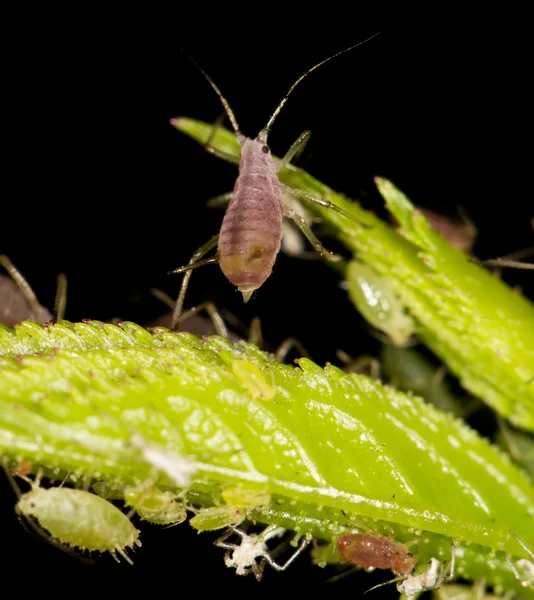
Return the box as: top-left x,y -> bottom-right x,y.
170,35 -> 381,328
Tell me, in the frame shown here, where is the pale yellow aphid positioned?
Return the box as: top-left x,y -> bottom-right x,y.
231,359 -> 275,401
221,484 -> 270,508
345,261 -> 415,346
15,473 -> 141,564
189,505 -> 246,532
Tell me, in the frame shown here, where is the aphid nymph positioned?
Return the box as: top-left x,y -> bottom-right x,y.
336,532 -> 417,575
14,471 -> 141,564
170,35 -> 380,328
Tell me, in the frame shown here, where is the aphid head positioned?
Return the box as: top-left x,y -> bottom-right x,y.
15,488 -> 47,517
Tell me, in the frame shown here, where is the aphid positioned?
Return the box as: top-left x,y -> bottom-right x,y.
417,207 -> 478,253
336,532 -> 417,575
123,481 -> 187,526
0,254 -> 67,325
390,207 -> 478,254
231,358 -> 275,400
215,525 -> 309,581
170,35 -> 381,328
221,484 -> 270,509
189,505 -> 246,531
14,472 -> 141,564
92,481 -> 125,500
344,261 -> 415,346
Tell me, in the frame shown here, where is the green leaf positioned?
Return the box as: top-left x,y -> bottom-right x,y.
0,321 -> 533,596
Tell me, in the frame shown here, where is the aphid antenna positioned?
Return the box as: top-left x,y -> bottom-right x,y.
57,470 -> 71,489
181,49 -> 244,143
258,31 -> 382,143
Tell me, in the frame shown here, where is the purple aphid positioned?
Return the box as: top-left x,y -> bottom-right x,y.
170,35 -> 381,328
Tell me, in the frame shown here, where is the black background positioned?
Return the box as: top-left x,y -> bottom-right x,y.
1,7 -> 533,593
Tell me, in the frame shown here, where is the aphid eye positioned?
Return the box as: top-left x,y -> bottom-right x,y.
261,145 -> 269,154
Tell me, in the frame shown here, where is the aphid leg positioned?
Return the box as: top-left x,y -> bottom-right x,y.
115,545 -> 134,566
480,258 -> 534,270
169,234 -> 219,329
53,273 -> 68,321
275,337 -> 311,363
150,288 -> 230,339
262,535 -> 310,572
281,219 -> 319,260
283,185 -> 363,228
181,301 -> 229,338
336,350 -> 381,379
276,130 -> 312,172
283,206 -> 341,262
475,244 -> 534,271
207,191 -> 233,209
0,254 -> 44,318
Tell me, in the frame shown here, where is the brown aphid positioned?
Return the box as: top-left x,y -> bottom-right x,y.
390,208 -> 477,253
336,533 -> 417,575
170,35 -> 381,328
417,208 -> 477,253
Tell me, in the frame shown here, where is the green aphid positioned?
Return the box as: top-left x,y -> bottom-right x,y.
16,475 -> 141,564
189,505 -> 246,532
346,261 -> 415,346
221,484 -> 270,508
124,482 -> 187,526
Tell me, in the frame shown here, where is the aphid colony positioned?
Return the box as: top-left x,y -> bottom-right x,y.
10,460 -> 532,594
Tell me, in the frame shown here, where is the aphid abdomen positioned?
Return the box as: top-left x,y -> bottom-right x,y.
218,139 -> 283,301
336,533 -> 416,575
